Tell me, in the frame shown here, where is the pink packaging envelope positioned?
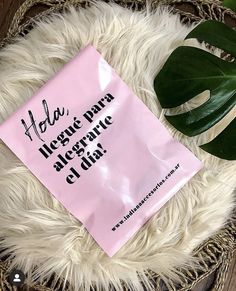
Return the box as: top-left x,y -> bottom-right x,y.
0,45 -> 203,256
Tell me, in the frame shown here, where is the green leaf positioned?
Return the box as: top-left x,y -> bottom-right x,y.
154,20 -> 236,160
186,20 -> 236,58
155,46 -> 236,135
200,118 -> 236,160
223,0 -> 236,12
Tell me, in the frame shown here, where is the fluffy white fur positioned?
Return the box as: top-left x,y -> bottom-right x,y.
0,2 -> 235,291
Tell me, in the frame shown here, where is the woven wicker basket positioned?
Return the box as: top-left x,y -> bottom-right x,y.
0,1 -> 235,290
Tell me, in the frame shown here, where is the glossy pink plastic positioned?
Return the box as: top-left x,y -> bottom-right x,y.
0,45 -> 203,256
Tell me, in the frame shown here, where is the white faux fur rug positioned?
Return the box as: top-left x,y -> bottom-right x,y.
0,2 -> 235,291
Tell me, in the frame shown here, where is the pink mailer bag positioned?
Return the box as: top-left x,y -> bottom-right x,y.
0,45 -> 203,256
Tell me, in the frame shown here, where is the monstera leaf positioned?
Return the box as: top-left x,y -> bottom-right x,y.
200,118 -> 236,160
223,0 -> 236,12
154,20 -> 236,160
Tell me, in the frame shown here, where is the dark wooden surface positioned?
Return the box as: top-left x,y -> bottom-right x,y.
223,255 -> 236,291
0,0 -> 25,40
0,1 -> 235,290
